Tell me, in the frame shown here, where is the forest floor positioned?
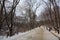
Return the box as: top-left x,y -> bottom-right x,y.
0,26 -> 59,40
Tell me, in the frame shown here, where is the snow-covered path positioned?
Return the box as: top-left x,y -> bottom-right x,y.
14,26 -> 58,40
15,27 -> 44,40
0,26 -> 59,40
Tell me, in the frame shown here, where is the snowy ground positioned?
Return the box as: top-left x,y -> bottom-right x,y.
50,30 -> 60,38
0,26 -> 59,40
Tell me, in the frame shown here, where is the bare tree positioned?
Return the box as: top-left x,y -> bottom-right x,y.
25,0 -> 40,29
0,0 -> 20,36
0,0 -> 5,30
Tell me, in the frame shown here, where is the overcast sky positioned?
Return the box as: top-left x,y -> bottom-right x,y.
15,0 -> 48,16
